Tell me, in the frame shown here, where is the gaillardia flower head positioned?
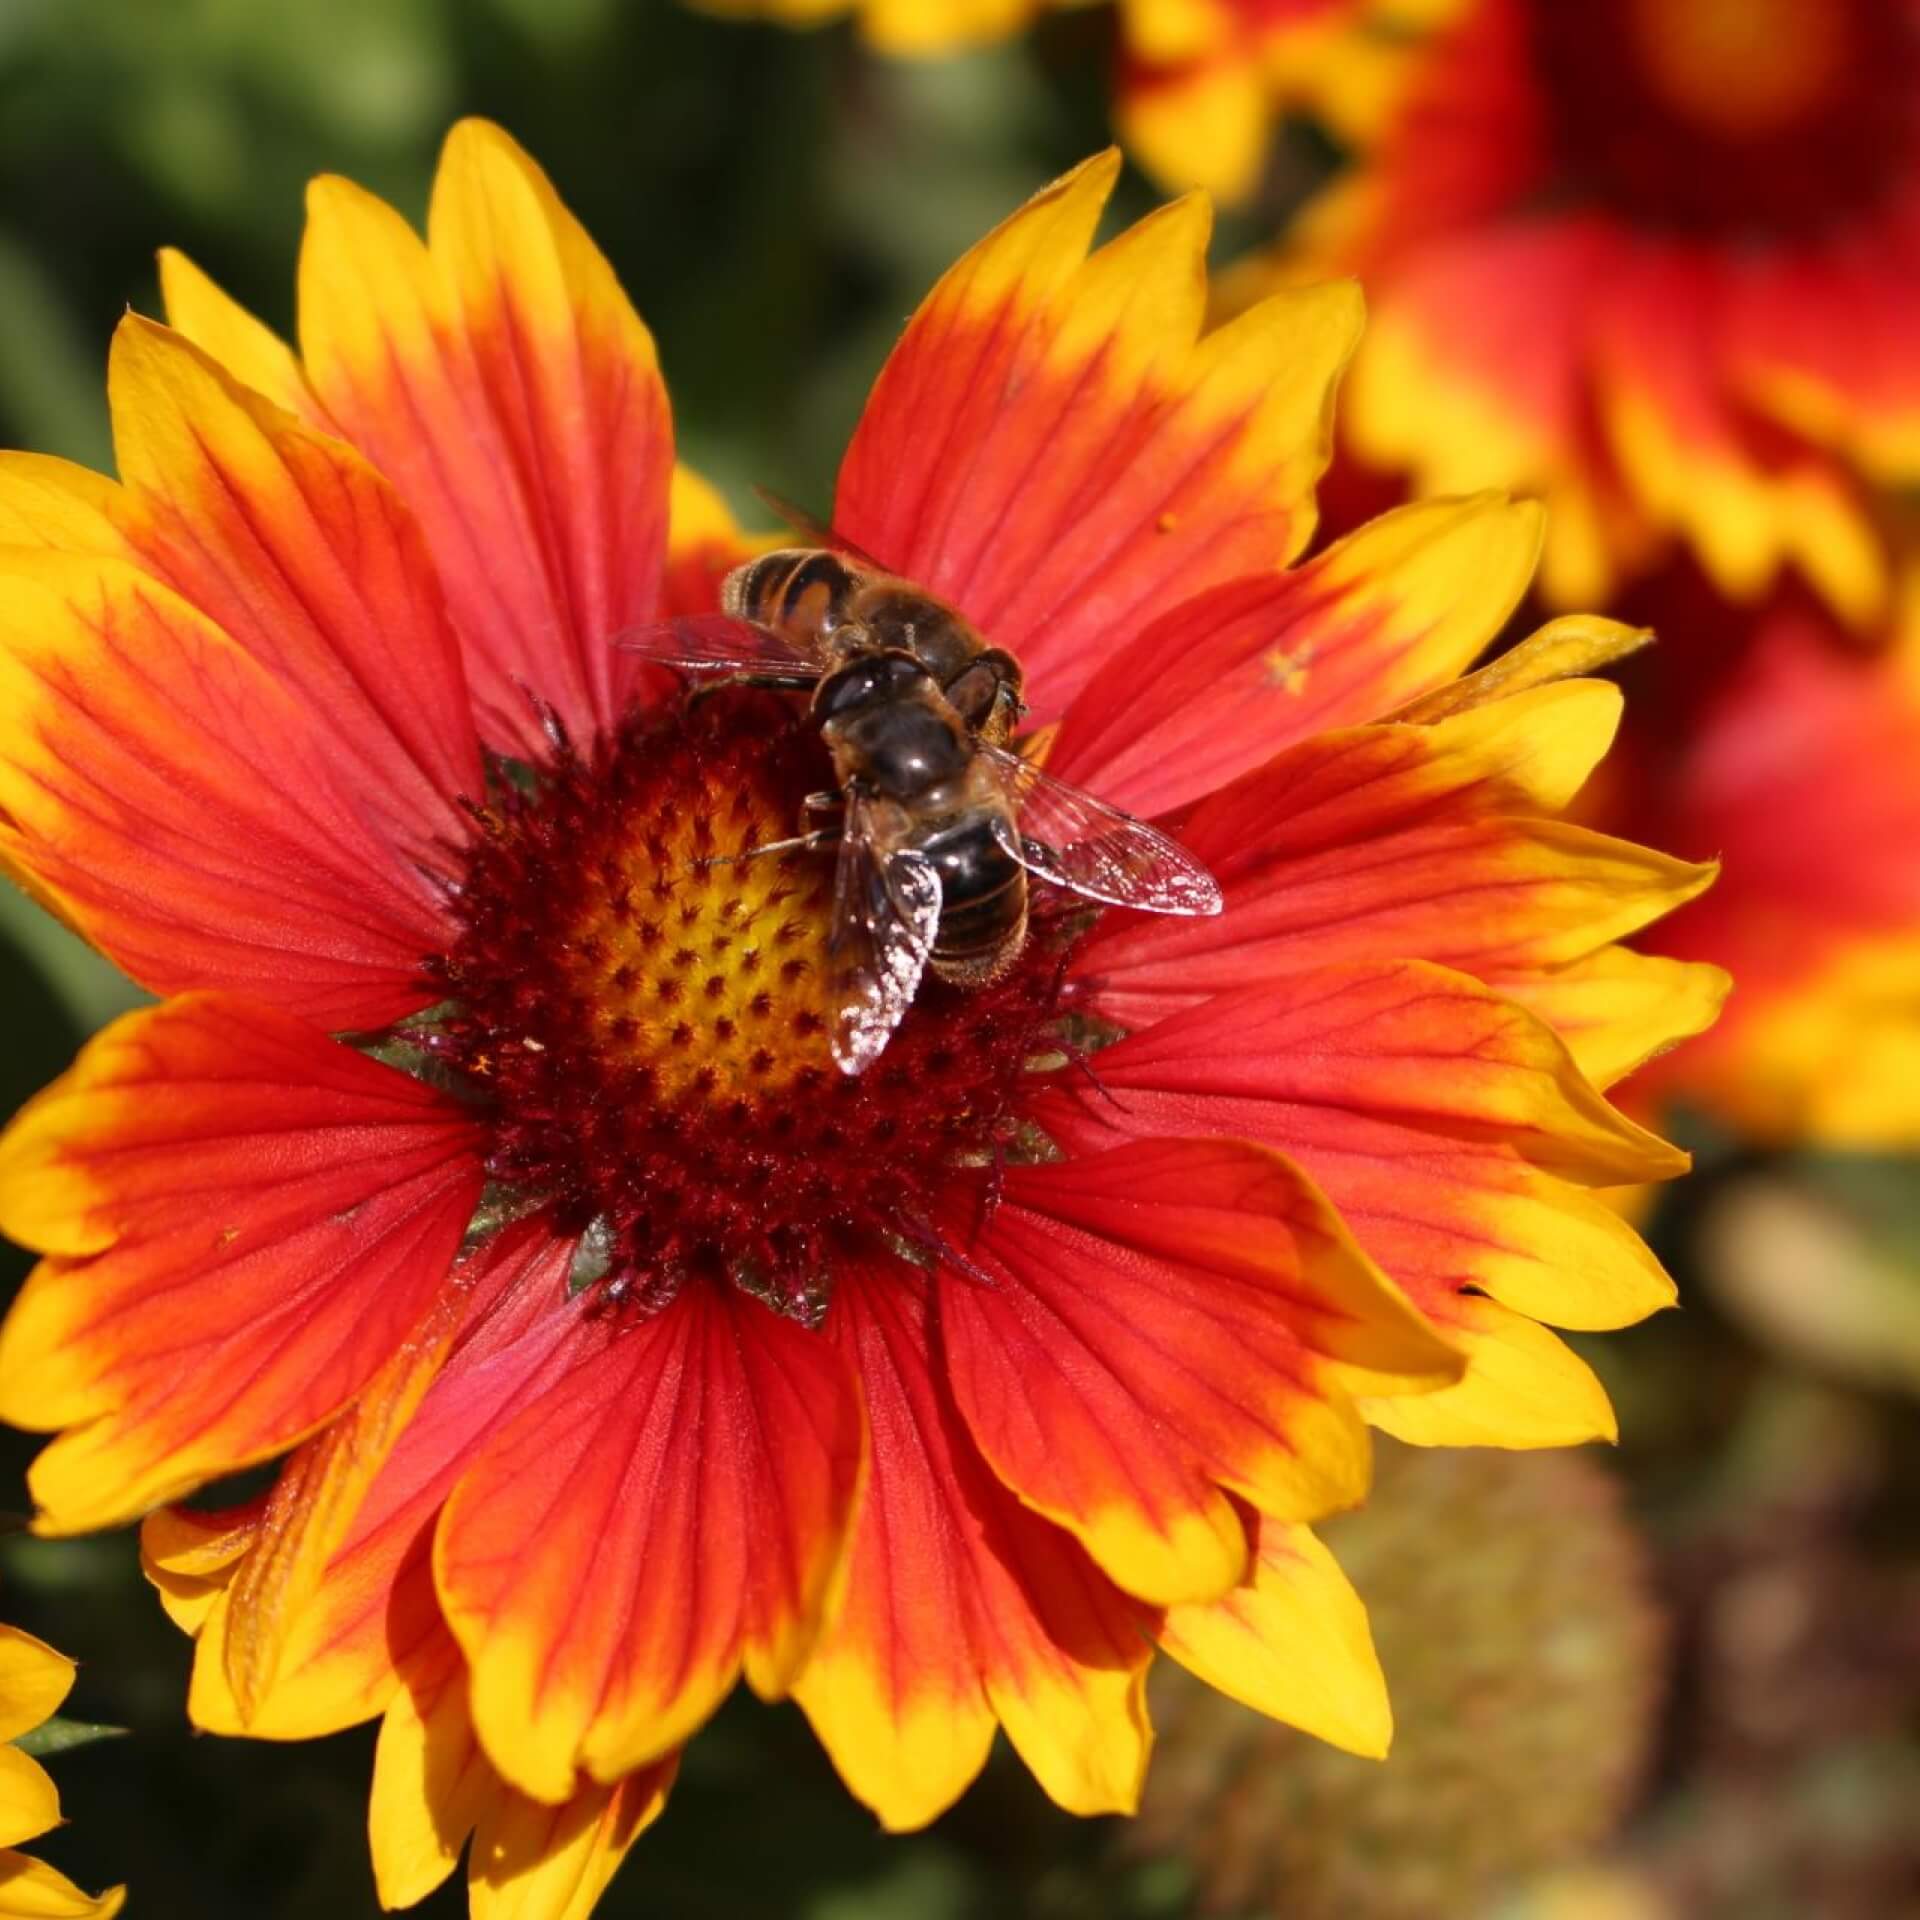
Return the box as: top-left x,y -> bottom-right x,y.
1627,571 -> 1920,1149
689,0 -> 1366,201
0,126 -> 1720,1913
1265,0 -> 1920,621
0,1619 -> 124,1917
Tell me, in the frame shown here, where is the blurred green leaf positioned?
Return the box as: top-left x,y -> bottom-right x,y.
14,1716 -> 128,1759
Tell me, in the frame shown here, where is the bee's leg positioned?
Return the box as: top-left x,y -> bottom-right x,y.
1059,1039 -> 1126,1110
684,669 -> 819,713
981,1141 -> 1006,1230
696,825 -> 841,869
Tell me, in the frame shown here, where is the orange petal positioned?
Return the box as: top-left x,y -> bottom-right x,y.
0,994 -> 483,1533
793,1261 -> 1151,1831
936,1137 -> 1456,1607
835,154 -> 1362,713
436,1284 -> 865,1802
0,551 -> 458,1028
299,119 -> 672,751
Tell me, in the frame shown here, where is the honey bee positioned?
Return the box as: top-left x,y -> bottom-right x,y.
618,493 -> 1221,1074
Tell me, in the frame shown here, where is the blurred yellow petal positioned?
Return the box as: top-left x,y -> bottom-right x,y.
0,1853 -> 124,1920
0,1632 -> 72,1749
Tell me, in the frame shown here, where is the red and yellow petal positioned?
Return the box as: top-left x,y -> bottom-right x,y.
183,1253 -> 487,1730
0,551 -> 456,1027
1593,248 -> 1888,627
1084,680 -> 1711,1030
369,1620 -> 675,1917
792,1261 -> 1152,1831
1635,604 -> 1920,1144
104,314 -> 482,850
299,118 -> 672,751
835,154 -> 1362,713
936,1137 -> 1457,1607
1050,493 -> 1542,815
1031,966 -> 1680,1436
148,1224 -> 587,1743
435,1283 -> 865,1802
1336,220 -> 1645,610
1157,1511 -> 1390,1758
662,464 -> 765,617
156,247 -> 332,427
1731,236 -> 1920,485
1092,798 -> 1712,1036
0,315 -> 482,866
0,994 -> 483,1533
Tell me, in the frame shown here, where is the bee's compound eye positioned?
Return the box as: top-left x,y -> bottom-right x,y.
816,651 -> 931,718
815,664 -> 881,717
944,648 -> 1022,729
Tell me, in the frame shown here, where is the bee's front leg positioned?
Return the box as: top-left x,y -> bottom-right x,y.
685,669 -> 820,714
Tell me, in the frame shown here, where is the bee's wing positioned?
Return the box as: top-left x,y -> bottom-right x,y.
612,611 -> 819,677
979,742 -> 1223,916
827,793 -> 942,1076
750,485 -> 892,573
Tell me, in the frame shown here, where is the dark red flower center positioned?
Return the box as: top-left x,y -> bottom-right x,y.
423,690 -> 1080,1322
1533,0 -> 1918,236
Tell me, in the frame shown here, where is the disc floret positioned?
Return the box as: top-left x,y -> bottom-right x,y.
425,691 -> 1077,1320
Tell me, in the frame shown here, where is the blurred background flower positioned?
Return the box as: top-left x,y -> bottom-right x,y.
1,1 -> 1918,1916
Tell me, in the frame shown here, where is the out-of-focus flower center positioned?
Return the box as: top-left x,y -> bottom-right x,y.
426,690 -> 1078,1322
1533,0 -> 1915,236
